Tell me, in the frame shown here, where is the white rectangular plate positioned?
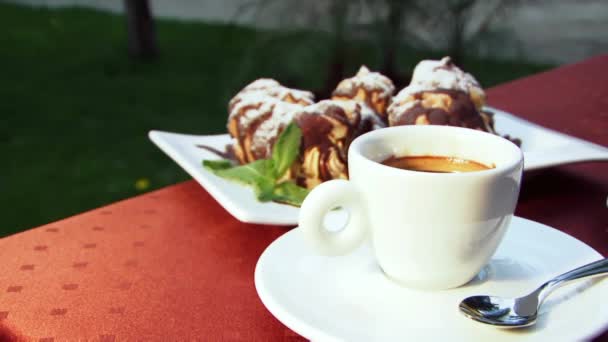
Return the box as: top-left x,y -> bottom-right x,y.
149,107 -> 608,225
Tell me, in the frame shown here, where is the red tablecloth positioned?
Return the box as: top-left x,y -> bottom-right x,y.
1,55 -> 607,341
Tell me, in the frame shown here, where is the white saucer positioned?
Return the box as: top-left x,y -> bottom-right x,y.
255,216 -> 608,341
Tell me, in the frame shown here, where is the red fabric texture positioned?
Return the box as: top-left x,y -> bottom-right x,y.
0,184 -> 300,341
1,55 -> 607,341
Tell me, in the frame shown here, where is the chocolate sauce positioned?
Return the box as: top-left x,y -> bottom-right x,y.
295,113 -> 336,150
229,102 -> 264,163
294,106 -> 353,186
333,88 -> 384,117
391,89 -> 485,130
195,144 -> 235,160
245,111 -> 273,161
433,58 -> 455,71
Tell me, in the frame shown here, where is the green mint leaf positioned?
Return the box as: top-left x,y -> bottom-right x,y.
203,159 -> 277,201
250,174 -> 275,202
202,159 -> 234,170
270,181 -> 310,206
203,159 -> 275,183
271,122 -> 302,178
202,122 -> 307,206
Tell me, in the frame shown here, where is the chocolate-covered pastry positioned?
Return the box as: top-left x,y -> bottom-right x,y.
293,100 -> 362,188
409,57 -> 486,110
227,79 -> 314,164
224,60 -> 519,195
388,57 -> 495,133
226,79 -> 364,188
332,66 -> 395,122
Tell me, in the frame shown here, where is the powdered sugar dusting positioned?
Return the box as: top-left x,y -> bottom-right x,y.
388,57 -> 485,117
230,91 -> 278,129
390,83 -> 428,105
333,65 -> 395,99
299,99 -> 360,126
387,97 -> 419,119
237,79 -> 314,105
304,99 -> 355,115
251,101 -> 301,155
410,57 -> 484,97
229,78 -> 314,119
358,66 -> 370,74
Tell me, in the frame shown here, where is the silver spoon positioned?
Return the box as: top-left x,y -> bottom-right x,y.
459,258 -> 608,328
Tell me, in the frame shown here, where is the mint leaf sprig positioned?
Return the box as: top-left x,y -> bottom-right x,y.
202,122 -> 309,206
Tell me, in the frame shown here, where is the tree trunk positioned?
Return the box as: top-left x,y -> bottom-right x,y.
322,0 -> 349,97
448,17 -> 465,66
381,0 -> 407,87
324,46 -> 346,97
445,0 -> 478,66
124,0 -> 158,60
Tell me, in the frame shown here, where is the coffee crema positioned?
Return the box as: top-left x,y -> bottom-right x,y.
381,155 -> 492,173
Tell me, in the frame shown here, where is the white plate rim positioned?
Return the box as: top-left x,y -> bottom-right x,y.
149,130 -> 299,225
149,107 -> 608,226
487,107 -> 608,170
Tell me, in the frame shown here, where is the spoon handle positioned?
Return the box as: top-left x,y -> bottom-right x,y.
539,258 -> 608,301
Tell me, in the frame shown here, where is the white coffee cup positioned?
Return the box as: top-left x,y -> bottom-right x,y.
298,125 -> 523,290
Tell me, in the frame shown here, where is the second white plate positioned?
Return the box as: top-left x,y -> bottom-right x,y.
149,107 -> 608,225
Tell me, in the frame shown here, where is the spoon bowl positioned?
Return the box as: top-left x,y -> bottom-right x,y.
459,294 -> 538,328
459,258 -> 608,328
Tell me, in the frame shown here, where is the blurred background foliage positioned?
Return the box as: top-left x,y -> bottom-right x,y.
2,0 -> 590,236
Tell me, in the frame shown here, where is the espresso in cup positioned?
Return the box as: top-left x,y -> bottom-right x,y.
382,155 -> 493,173
298,125 -> 523,290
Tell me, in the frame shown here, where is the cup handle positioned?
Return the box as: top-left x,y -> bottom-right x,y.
298,179 -> 369,256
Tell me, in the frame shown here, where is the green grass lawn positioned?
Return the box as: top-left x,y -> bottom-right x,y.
0,3 -> 553,237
